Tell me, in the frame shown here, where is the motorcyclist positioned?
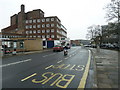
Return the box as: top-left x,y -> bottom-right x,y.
64,45 -> 68,56
64,45 -> 68,50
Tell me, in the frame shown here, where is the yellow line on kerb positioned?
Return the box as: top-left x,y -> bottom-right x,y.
21,73 -> 37,82
77,50 -> 91,89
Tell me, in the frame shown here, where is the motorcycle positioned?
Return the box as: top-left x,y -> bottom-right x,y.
64,49 -> 68,56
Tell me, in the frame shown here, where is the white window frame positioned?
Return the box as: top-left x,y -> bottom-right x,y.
42,24 -> 45,28
46,18 -> 50,22
51,29 -> 54,32
29,25 -> 32,29
30,31 -> 32,34
42,19 -> 45,22
42,30 -> 44,33
46,29 -> 50,33
37,25 -> 40,28
33,30 -> 36,33
46,24 -> 50,27
47,35 -> 50,38
51,18 -> 54,21
51,35 -> 54,38
42,35 -> 45,38
26,20 -> 28,23
37,30 -> 41,33
25,25 -> 29,29
37,19 -> 40,22
33,25 -> 36,28
33,19 -> 36,23
29,20 -> 32,23
51,24 -> 54,27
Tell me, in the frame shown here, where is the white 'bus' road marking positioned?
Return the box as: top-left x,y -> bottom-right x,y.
0,59 -> 32,68
43,53 -> 56,57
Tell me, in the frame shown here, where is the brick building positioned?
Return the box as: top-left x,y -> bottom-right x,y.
1,4 -> 67,40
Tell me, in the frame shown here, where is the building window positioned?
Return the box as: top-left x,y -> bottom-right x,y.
33,25 -> 36,28
26,31 -> 29,34
30,31 -> 32,34
47,35 -> 50,38
29,20 -> 32,23
42,30 -> 45,33
51,18 -> 54,21
29,25 -> 32,29
46,29 -> 50,33
46,18 -> 50,22
42,24 -> 45,28
33,19 -> 36,23
57,35 -> 60,38
33,36 -> 36,38
51,35 -> 54,38
37,25 -> 40,28
30,36 -> 32,38
37,19 -> 40,22
51,24 -> 54,27
26,20 -> 28,23
38,35 -> 41,38
42,35 -> 45,38
25,25 -> 29,29
42,19 -> 45,22
38,30 -> 41,33
33,30 -> 36,33
51,29 -> 54,32
46,24 -> 50,27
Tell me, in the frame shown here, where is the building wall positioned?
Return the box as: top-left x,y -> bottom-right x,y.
1,4 -> 67,41
24,38 -> 43,51
11,14 -> 18,25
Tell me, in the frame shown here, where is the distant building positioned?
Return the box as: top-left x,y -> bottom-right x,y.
101,23 -> 119,45
1,4 -> 67,40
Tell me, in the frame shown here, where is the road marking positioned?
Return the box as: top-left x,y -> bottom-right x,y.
0,59 -> 32,68
31,72 -> 75,88
45,65 -> 53,70
43,53 -> 56,57
77,50 -> 91,89
64,57 -> 69,59
69,55 -> 72,57
57,60 -> 63,63
21,73 -> 37,82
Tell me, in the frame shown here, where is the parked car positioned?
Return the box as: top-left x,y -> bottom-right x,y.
53,45 -> 64,52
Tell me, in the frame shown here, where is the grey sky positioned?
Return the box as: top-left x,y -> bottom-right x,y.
0,0 -> 111,40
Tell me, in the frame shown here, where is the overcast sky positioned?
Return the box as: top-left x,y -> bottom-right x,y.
0,0 -> 111,40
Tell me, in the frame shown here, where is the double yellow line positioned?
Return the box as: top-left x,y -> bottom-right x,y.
77,50 -> 91,89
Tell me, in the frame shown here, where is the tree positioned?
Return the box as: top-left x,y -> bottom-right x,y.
104,0 -> 120,22
86,25 -> 102,46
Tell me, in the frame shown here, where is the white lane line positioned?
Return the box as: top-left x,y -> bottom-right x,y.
0,59 -> 32,68
69,55 -> 72,57
57,60 -> 63,63
43,53 -> 56,57
64,57 -> 69,59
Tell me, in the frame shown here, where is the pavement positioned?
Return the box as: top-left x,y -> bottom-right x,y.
90,48 -> 119,89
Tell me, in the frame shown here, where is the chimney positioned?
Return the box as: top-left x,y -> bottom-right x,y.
21,4 -> 25,12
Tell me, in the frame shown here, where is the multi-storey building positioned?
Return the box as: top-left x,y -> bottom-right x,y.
1,4 -> 67,40
101,23 -> 119,45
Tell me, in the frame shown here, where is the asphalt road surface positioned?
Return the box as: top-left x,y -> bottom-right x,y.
1,46 -> 94,89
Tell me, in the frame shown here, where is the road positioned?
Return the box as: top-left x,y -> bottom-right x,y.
1,46 -> 94,89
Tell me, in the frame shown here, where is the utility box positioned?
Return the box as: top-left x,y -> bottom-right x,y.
24,38 -> 43,51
